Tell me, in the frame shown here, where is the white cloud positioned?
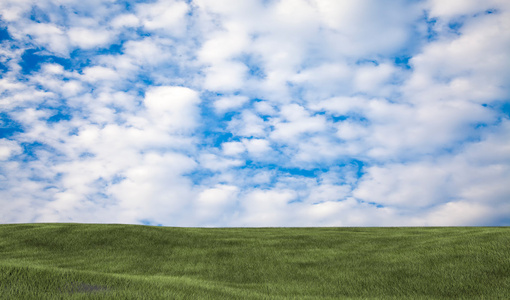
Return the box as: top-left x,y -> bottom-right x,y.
336,121 -> 369,141
68,27 -> 113,49
198,22 -> 250,64
194,185 -> 239,224
203,61 -> 248,91
222,141 -> 245,156
354,162 -> 452,208
0,0 -> 32,22
213,95 -> 249,113
0,0 -> 509,227
354,63 -> 396,95
81,66 -> 118,82
228,110 -> 267,138
426,0 -> 509,18
0,139 -> 22,160
136,0 -> 189,35
110,14 -> 140,28
23,23 -> 70,54
103,152 -> 198,224
423,201 -> 496,226
40,63 -> 64,75
270,104 -> 327,142
199,153 -> 244,171
238,189 -> 297,226
243,138 -> 271,156
122,38 -> 171,66
312,0 -> 419,56
144,86 -> 201,131
405,9 -> 510,103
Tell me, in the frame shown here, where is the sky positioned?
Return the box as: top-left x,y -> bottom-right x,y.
0,0 -> 509,227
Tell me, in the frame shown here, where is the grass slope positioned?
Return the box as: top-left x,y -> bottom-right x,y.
0,224 -> 508,299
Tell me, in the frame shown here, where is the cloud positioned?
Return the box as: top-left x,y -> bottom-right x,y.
193,184 -> 239,225
144,86 -> 201,131
110,14 -> 140,29
270,104 -> 327,142
203,61 -> 248,91
213,95 -> 249,113
227,110 -> 267,138
23,23 -> 70,54
67,27 -> 113,49
0,139 -> 21,160
136,0 -> 189,35
0,0 -> 509,226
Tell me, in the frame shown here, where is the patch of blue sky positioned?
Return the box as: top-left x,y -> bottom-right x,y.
393,55 -> 412,70
68,126 -> 80,136
328,113 -> 369,124
20,48 -> 73,74
483,100 -> 510,121
118,1 -> 136,12
285,82 -> 308,105
367,202 -> 385,208
447,18 -> 465,36
140,219 -> 152,226
0,113 -> 23,138
133,27 -> 154,38
110,174 -> 126,185
0,27 -> 13,75
139,219 -> 164,227
325,114 -> 348,123
287,157 -> 362,182
448,21 -> 463,31
201,131 -> 234,149
0,62 -> 7,74
19,141 -> 50,162
79,152 -> 95,159
355,59 -> 379,66
197,96 -> 241,147
239,54 -> 266,80
125,74 -> 156,97
274,167 -> 322,178
73,43 -> 124,58
251,156 -> 365,180
0,26 -> 10,41
186,169 -> 220,186
345,159 -> 365,180
500,102 -> 510,119
196,107 -> 236,147
29,6 -> 51,23
47,109 -> 72,123
242,158 -> 318,176
423,13 -> 438,42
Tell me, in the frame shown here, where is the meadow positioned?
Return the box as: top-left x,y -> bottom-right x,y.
0,224 -> 508,299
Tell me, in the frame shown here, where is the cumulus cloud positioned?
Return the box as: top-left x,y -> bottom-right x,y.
136,0 -> 189,35
144,86 -> 201,131
67,27 -> 113,49
0,139 -> 21,160
0,0 -> 509,226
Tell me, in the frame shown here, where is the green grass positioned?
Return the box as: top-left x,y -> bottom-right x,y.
0,224 -> 508,299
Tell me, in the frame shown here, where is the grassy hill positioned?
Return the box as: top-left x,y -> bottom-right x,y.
0,224 -> 508,299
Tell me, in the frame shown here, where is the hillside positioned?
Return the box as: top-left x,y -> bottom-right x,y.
0,224 -> 508,299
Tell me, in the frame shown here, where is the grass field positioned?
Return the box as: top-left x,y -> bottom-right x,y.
0,224 -> 508,299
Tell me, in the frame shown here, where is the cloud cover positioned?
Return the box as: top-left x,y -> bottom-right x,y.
0,0 -> 509,226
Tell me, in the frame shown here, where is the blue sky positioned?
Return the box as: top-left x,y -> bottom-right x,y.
0,0 -> 509,226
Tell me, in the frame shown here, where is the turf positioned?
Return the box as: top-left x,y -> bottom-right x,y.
0,224 -> 508,299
